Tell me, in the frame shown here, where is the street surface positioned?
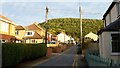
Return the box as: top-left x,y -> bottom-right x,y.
34,45 -> 88,68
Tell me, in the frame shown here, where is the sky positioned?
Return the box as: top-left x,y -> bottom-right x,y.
0,0 -> 113,26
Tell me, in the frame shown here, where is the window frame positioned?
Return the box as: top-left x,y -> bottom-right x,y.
1,22 -> 9,32
27,32 -> 32,35
110,32 -> 120,55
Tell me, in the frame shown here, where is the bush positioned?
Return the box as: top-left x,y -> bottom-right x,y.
2,43 -> 47,67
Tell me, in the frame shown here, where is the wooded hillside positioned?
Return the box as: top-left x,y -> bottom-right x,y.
38,18 -> 103,41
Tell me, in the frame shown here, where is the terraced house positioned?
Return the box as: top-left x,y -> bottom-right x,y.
98,0 -> 120,61
0,15 -> 21,43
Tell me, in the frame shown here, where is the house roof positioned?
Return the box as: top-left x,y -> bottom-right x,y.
52,33 -> 57,37
16,26 -> 25,30
26,23 -> 45,32
0,15 -> 16,25
103,2 -> 117,20
23,31 -> 42,39
0,15 -> 12,22
98,18 -> 120,35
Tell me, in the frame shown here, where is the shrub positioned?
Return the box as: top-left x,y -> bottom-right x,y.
2,43 -> 47,67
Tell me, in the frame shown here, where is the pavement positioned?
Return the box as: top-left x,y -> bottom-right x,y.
15,45 -> 88,68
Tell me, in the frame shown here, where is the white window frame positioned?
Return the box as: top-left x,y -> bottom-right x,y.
1,39 -> 7,43
27,32 -> 32,35
25,31 -> 34,36
110,32 -> 120,55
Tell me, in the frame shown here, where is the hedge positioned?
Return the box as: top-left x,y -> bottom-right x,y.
2,43 -> 47,67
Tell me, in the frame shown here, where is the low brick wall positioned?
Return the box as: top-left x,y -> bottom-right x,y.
46,47 -> 52,57
52,47 -> 62,53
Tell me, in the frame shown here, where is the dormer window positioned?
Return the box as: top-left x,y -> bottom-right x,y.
27,32 -> 32,35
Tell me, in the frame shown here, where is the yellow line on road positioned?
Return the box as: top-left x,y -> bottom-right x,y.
72,55 -> 76,68
76,55 -> 78,68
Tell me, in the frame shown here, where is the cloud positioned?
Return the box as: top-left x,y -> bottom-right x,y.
1,1 -> 111,26
2,0 -> 113,2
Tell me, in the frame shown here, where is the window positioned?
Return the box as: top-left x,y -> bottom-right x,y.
27,32 -> 32,35
32,40 -> 35,43
111,33 -> 120,53
15,31 -> 19,35
2,40 -> 6,43
1,22 -> 9,32
36,41 -> 37,43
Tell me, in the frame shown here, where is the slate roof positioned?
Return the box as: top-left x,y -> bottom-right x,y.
98,18 -> 120,35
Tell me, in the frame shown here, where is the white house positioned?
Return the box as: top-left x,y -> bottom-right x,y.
85,32 -> 98,41
98,0 -> 120,61
57,32 -> 75,44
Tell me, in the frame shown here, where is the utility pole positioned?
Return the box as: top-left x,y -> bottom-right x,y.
45,6 -> 48,45
79,6 -> 82,51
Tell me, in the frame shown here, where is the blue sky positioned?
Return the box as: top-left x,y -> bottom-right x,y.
1,0 -> 113,26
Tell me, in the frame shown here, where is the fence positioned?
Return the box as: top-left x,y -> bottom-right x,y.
85,50 -> 120,67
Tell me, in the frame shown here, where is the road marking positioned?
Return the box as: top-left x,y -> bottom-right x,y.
76,55 -> 78,68
72,54 -> 78,68
72,55 -> 76,68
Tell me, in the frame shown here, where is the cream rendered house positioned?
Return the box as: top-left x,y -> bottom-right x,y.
23,31 -> 43,43
24,23 -> 45,43
85,32 -> 98,41
98,0 -> 120,61
27,23 -> 45,38
57,32 -> 75,43
15,25 -> 26,43
0,15 -> 18,43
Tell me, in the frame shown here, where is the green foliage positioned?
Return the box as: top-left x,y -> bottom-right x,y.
39,18 -> 103,41
2,43 -> 47,67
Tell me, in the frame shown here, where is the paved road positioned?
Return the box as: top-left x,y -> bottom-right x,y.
34,45 -> 88,68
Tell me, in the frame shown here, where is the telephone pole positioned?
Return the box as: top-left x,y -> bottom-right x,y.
79,6 -> 83,51
45,6 -> 48,44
